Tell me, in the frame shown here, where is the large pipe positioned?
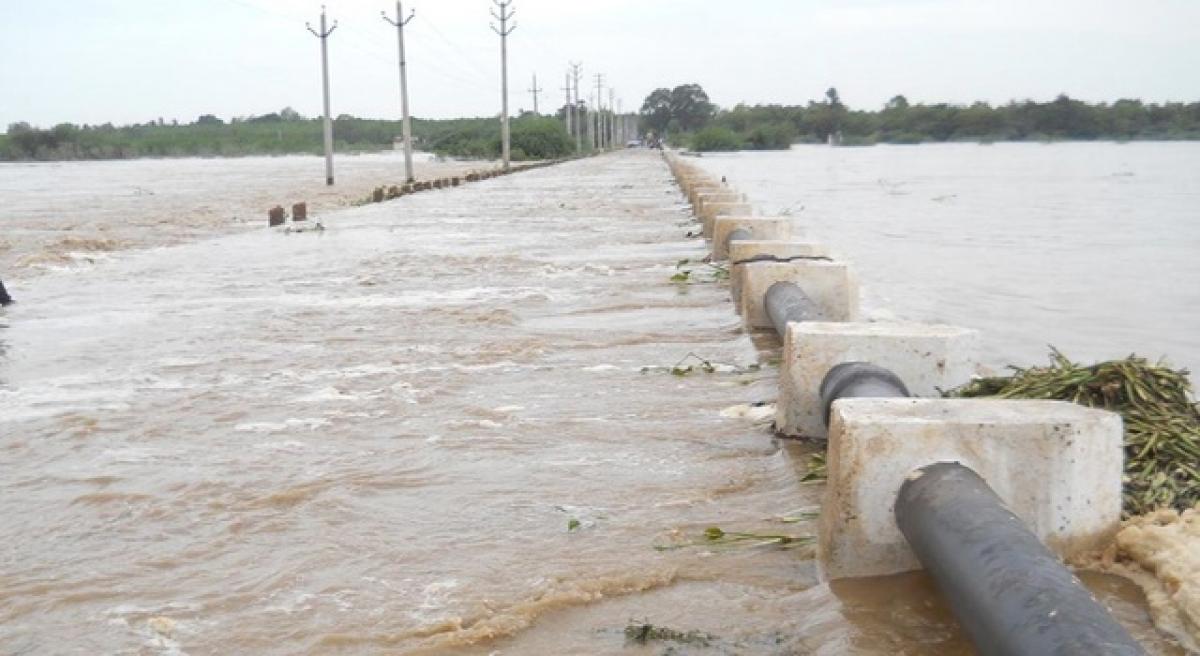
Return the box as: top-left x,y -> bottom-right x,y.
818,361 -> 910,427
896,462 -> 1144,656
764,281 -> 820,338
724,227 -> 752,252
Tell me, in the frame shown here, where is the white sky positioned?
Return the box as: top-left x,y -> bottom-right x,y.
3,0 -> 1198,128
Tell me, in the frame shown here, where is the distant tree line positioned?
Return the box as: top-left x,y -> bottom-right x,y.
639,85 -> 1200,152
0,108 -> 574,162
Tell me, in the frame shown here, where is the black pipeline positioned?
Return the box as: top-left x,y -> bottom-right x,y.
724,226 -> 752,252
763,281 -> 821,338
896,463 -> 1144,656
818,361 -> 910,427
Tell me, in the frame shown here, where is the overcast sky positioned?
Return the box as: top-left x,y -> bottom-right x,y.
3,0 -> 1198,128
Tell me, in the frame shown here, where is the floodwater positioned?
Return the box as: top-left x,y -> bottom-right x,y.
692,142 -> 1200,375
0,150 -> 1184,654
0,150 -> 481,280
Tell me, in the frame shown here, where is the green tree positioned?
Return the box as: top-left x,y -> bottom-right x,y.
669,84 -> 716,131
639,84 -> 715,135
639,88 -> 673,135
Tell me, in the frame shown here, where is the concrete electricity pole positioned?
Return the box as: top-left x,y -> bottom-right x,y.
593,73 -> 604,150
306,6 -> 338,185
490,0 -> 516,171
609,88 -> 616,149
561,72 -> 572,138
569,62 -> 583,152
382,1 -> 416,183
587,94 -> 595,150
527,73 -> 542,114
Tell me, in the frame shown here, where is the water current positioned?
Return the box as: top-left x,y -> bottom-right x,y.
691,142 -> 1200,375
0,150 -> 1185,654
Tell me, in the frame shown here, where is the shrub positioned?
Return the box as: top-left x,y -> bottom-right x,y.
744,122 -> 795,150
690,127 -> 743,152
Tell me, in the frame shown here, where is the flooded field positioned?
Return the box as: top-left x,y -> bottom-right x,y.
691,142 -> 1200,375
0,151 -> 1184,654
0,150 -> 483,281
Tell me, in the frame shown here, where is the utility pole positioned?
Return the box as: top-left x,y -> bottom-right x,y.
569,62 -> 582,152
587,94 -> 595,150
382,1 -> 416,183
490,0 -> 516,171
593,73 -> 604,150
616,97 -> 623,145
307,6 -> 338,185
609,88 -> 616,149
561,72 -> 572,139
527,73 -> 542,114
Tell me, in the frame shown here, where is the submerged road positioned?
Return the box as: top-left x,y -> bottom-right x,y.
0,151 -> 1170,654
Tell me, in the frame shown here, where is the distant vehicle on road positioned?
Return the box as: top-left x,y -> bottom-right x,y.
626,140 -> 643,148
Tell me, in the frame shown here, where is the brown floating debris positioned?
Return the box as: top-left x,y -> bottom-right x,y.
267,206 -> 286,227
292,202 -> 307,222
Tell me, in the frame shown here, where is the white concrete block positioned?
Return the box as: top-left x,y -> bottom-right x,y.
729,241 -> 829,303
695,191 -> 743,215
712,217 -> 793,260
728,240 -> 828,264
776,322 -> 980,439
687,184 -> 725,206
737,261 -> 859,328
819,398 -> 1124,580
700,204 -> 753,237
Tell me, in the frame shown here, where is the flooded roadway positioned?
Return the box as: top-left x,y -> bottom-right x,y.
0,151 -> 1178,654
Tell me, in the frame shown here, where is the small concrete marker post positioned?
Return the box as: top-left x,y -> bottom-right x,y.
738,260 -> 859,327
776,322 -> 979,438
818,398 -> 1125,580
711,217 -> 793,260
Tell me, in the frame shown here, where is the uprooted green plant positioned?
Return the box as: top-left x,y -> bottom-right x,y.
640,352 -> 763,377
654,511 -> 818,552
624,622 -> 716,647
671,258 -> 730,284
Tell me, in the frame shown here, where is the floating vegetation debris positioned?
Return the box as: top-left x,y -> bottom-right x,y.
567,518 -> 581,532
640,352 -> 762,377
801,453 -> 827,483
655,525 -> 815,552
950,349 -> 1200,515
624,622 -> 716,647
671,258 -> 730,284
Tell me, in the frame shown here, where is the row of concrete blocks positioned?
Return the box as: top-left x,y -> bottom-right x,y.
363,159 -> 564,206
664,153 -> 1123,580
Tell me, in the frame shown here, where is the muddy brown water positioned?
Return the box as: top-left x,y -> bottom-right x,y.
0,151 -> 1181,653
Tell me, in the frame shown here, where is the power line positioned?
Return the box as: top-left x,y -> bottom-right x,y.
420,13 -> 494,82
